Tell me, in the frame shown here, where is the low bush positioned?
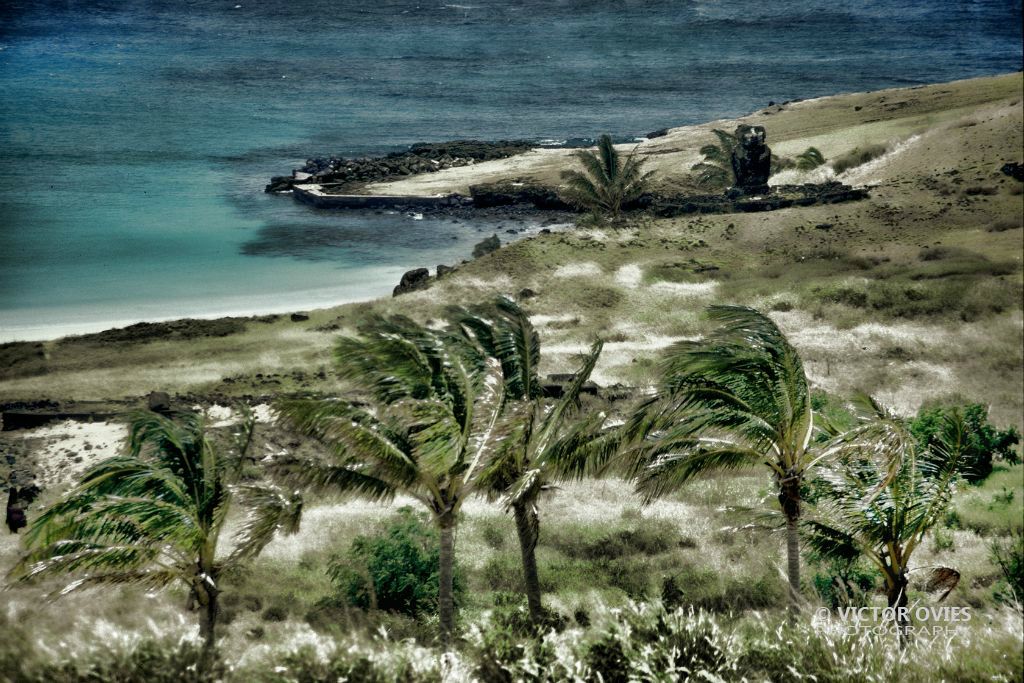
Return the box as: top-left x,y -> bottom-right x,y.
990,528 -> 1024,605
831,143 -> 888,174
910,403 -> 1021,482
326,507 -> 464,619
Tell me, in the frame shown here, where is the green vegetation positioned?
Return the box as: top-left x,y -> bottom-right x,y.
274,315 -> 506,646
691,128 -> 737,188
327,507 -> 462,618
808,401 -> 972,638
910,402 -> 1020,481
9,411 -> 302,660
796,146 -> 827,170
617,305 -> 821,616
560,134 -> 653,219
458,297 -> 605,623
831,142 -> 888,174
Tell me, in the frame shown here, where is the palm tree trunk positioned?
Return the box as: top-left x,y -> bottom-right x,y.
785,512 -> 801,617
200,587 -> 219,650
437,512 -> 457,648
512,499 -> 543,623
888,571 -> 910,647
779,476 -> 802,619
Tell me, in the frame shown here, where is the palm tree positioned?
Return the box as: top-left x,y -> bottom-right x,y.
691,129 -> 737,188
457,297 -> 604,624
795,146 -> 826,171
10,410 -> 302,662
618,305 -> 817,616
806,402 -> 969,640
560,133 -> 653,219
274,315 -> 504,647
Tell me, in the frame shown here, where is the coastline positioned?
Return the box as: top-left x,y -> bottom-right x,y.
3,72 -> 1021,347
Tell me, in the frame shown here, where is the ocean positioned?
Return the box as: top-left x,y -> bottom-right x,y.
1,0 -> 1021,341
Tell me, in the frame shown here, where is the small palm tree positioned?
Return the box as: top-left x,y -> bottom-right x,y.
795,146 -> 826,171
274,315 -> 504,647
807,402 -> 969,640
458,297 -> 604,624
691,129 -> 737,188
560,133 -> 653,219
618,305 -> 818,616
10,410 -> 302,662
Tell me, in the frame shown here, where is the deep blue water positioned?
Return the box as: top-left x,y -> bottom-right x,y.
1,0 -> 1021,340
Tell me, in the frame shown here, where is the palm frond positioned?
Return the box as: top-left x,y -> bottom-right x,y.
229,484 -> 303,562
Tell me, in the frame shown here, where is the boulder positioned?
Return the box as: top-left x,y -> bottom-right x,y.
436,264 -> 455,278
730,124 -> 772,195
393,268 -> 431,296
1001,162 -> 1023,181
472,234 -> 501,258
518,288 -> 537,300
290,312 -> 309,322
147,391 -> 172,413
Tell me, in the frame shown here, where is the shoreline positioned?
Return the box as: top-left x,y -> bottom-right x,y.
1,211 -> 573,344
4,71 -> 1021,346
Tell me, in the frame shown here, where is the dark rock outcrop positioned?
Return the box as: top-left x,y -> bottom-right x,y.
468,182 -> 574,210
472,234 -> 501,258
6,488 -> 26,534
542,373 -> 599,399
393,268 -> 431,296
436,264 -> 455,278
730,124 -> 772,195
1001,162 -> 1023,181
290,312 -> 309,322
266,140 -> 533,193
147,391 -> 172,413
648,182 -> 868,218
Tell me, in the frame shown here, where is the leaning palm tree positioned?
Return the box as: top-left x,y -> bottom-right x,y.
807,402 -> 969,640
560,133 -> 653,219
617,305 -> 817,616
274,315 -> 504,647
691,128 -> 737,188
9,410 -> 302,662
457,297 -> 604,623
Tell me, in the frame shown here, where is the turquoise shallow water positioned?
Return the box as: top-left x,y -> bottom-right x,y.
0,0 -> 1021,340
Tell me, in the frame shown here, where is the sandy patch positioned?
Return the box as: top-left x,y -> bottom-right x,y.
552,262 -> 602,278
18,420 -> 128,488
614,264 -> 643,288
648,280 -> 719,297
546,335 -> 683,386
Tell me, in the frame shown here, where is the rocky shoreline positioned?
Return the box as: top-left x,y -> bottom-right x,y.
265,140 -> 534,194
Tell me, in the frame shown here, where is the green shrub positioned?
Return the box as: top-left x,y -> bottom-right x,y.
990,528 -> 1024,604
10,640 -> 224,683
326,507 -> 464,618
910,403 -> 1021,482
831,143 -> 888,174
478,517 -> 507,550
795,146 -> 826,170
810,555 -> 878,609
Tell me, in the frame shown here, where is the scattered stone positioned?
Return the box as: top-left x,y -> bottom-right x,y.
147,391 -> 172,413
1000,162 -> 1023,181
